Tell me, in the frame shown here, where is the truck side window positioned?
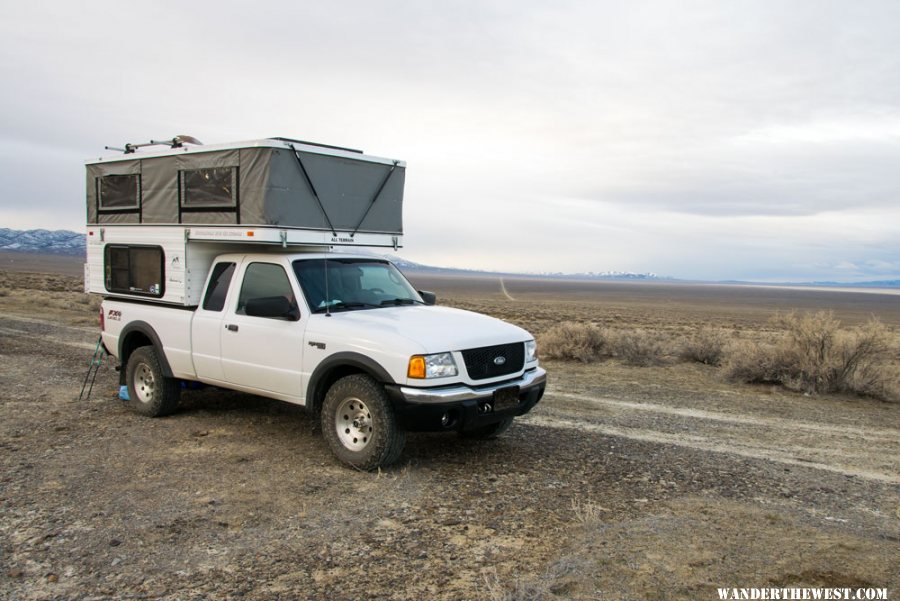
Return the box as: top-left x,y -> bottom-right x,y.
202,262 -> 236,311
236,263 -> 297,317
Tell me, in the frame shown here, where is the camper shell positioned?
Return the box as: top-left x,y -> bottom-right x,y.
85,137 -> 406,305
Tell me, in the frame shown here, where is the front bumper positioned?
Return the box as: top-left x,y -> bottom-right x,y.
385,367 -> 546,432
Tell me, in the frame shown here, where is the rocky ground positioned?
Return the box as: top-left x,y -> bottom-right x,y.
1,270 -> 898,600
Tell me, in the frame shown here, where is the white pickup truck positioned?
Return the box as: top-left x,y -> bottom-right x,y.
101,252 -> 546,469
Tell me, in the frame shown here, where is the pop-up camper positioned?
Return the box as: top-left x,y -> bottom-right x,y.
85,136 -> 405,305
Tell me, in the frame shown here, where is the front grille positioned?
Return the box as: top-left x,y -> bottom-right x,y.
461,342 -> 524,380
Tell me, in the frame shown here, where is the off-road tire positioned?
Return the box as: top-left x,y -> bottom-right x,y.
459,416 -> 514,440
125,346 -> 180,417
322,374 -> 406,470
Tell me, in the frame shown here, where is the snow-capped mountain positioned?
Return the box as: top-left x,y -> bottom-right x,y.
0,229 -> 87,255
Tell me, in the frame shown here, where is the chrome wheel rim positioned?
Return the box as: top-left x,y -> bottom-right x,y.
335,396 -> 373,452
134,363 -> 155,404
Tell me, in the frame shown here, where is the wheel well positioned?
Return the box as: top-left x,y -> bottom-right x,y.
310,365 -> 369,415
307,353 -> 396,415
121,331 -> 153,371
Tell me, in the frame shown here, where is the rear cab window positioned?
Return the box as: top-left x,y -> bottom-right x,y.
202,262 -> 236,311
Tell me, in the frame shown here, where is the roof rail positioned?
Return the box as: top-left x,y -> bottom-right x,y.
271,137 -> 363,154
105,135 -> 203,154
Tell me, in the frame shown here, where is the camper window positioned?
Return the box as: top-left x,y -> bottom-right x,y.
180,167 -> 238,208
104,245 -> 164,297
99,174 -> 140,211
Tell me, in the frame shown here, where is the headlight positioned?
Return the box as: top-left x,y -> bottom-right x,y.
525,340 -> 537,362
408,352 -> 458,379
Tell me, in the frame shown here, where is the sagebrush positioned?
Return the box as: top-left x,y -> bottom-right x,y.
724,311 -> 898,401
537,322 -> 607,363
678,326 -> 728,366
608,329 -> 667,366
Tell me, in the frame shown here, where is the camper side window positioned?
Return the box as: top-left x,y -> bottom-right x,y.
104,245 -> 164,297
181,167 -> 238,208
99,174 -> 140,211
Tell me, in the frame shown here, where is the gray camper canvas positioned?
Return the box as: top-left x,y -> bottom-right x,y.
86,138 -> 405,237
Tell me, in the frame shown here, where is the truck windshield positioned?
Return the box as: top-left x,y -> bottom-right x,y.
292,258 -> 422,313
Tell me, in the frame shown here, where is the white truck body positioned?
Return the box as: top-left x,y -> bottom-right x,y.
101,252 -> 543,406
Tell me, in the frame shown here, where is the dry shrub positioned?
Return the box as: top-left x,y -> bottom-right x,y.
678,326 -> 728,366
725,311 -> 898,401
482,556 -> 592,601
608,329 -> 666,366
0,287 -> 8,297
537,321 -> 606,363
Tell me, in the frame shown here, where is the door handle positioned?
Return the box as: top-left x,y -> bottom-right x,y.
225,324 -> 239,332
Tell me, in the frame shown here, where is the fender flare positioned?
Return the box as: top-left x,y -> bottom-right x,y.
307,352 -> 395,411
118,321 -> 175,378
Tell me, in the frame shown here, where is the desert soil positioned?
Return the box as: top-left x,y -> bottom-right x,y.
1,266 -> 898,600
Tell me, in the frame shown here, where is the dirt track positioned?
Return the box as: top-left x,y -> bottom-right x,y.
1,305 -> 898,600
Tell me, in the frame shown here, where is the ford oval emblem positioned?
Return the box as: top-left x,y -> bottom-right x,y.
493,356 -> 507,366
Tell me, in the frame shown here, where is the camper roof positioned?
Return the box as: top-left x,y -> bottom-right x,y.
88,137 -> 405,168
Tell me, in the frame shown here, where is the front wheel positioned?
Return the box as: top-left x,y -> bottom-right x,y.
125,346 -> 180,417
321,374 -> 406,470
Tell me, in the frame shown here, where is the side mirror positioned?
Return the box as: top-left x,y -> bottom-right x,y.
418,290 -> 437,306
245,296 -> 299,320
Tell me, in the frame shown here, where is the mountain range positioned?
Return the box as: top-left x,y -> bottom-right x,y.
0,228 -> 86,255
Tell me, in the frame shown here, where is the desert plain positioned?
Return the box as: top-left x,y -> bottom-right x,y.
1,252 -> 898,600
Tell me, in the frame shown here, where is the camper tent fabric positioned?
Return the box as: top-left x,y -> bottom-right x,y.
86,145 -> 404,234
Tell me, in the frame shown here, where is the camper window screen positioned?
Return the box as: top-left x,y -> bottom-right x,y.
104,245 -> 164,297
181,167 -> 237,208
99,174 -> 140,210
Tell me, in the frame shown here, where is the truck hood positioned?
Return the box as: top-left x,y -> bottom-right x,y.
305,305 -> 532,354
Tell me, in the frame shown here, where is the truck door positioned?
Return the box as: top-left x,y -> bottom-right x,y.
192,261 -> 237,383
219,260 -> 305,400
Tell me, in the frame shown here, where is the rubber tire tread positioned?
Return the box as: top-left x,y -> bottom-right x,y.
458,416 -> 514,439
125,346 -> 181,417
322,374 -> 406,471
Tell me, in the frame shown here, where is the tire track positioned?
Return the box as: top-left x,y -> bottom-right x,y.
526,393 -> 900,484
499,278 -> 516,301
549,391 -> 900,442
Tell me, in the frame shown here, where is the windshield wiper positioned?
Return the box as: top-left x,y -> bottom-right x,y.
314,301 -> 378,313
379,297 -> 422,306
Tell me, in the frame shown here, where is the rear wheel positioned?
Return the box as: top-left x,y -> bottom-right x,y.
125,346 -> 180,417
322,374 -> 405,470
459,416 -> 514,439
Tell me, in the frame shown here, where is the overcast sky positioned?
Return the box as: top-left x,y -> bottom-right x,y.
1,1 -> 898,282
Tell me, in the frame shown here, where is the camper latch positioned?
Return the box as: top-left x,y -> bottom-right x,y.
280,230 -> 287,248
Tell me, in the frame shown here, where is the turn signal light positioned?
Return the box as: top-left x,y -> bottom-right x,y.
408,356 -> 426,379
